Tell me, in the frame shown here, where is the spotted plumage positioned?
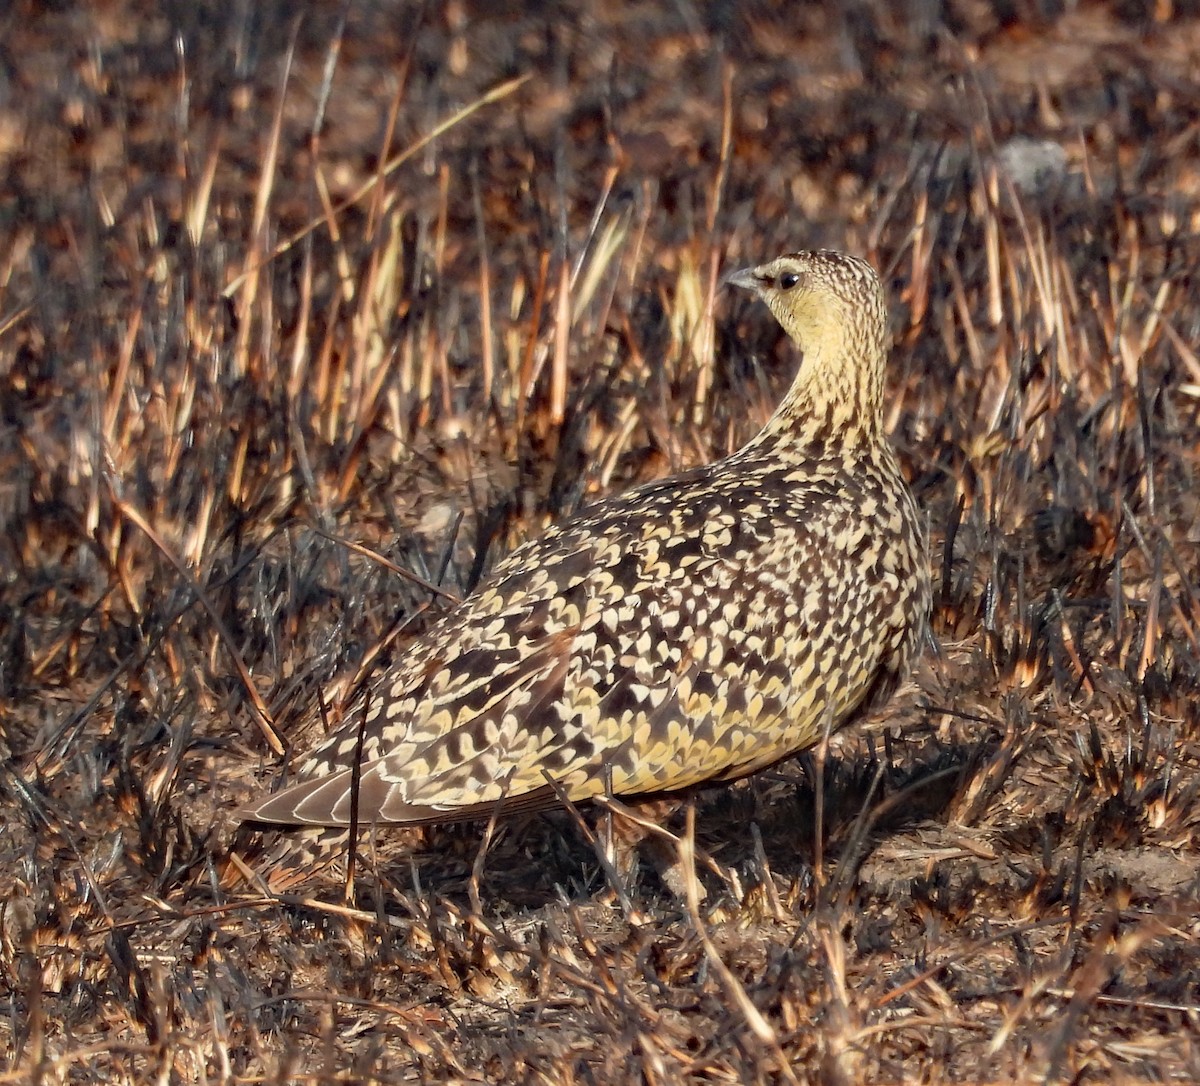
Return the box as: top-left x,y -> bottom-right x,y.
241,250 -> 930,847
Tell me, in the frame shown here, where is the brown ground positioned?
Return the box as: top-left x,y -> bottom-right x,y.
2,1 -> 1199,1082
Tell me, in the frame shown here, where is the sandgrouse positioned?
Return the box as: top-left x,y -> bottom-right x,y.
241,249 -> 930,882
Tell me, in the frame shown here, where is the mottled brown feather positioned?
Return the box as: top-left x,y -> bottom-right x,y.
240,249 -> 931,846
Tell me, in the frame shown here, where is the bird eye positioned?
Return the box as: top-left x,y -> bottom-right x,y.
779,272 -> 800,290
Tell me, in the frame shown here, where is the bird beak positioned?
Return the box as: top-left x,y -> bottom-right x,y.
723,266 -> 762,293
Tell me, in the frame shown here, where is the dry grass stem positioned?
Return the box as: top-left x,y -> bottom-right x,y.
3,3 -> 1199,1082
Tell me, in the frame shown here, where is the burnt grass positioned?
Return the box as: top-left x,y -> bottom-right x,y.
2,1 -> 1200,1082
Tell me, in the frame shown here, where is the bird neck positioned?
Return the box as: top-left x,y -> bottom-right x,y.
750,334 -> 886,454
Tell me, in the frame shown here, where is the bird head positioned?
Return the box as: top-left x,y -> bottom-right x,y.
725,250 -> 891,446
724,250 -> 887,358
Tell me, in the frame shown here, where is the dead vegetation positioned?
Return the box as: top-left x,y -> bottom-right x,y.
1,0 -> 1199,1082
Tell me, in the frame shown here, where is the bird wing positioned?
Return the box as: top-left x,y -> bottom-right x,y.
241,541 -> 599,825
241,468 -> 899,828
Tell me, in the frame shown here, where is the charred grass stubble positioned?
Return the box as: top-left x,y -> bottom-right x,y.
1,2 -> 1199,1083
